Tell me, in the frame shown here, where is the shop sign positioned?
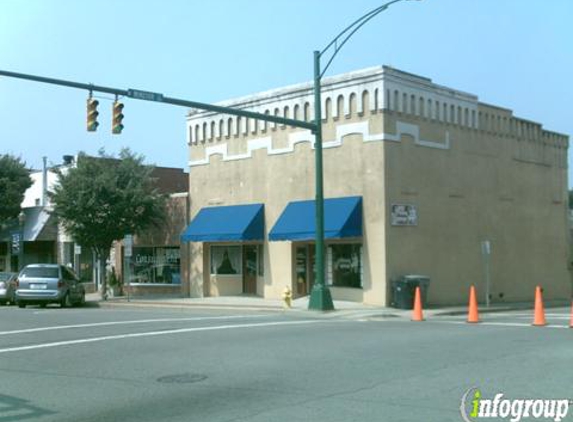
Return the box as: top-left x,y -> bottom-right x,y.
11,232 -> 21,254
391,204 -> 418,226
124,235 -> 133,257
135,248 -> 180,265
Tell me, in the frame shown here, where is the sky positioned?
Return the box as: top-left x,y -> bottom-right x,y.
1,0 -> 572,184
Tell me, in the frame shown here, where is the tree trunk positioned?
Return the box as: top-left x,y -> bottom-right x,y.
95,247 -> 110,300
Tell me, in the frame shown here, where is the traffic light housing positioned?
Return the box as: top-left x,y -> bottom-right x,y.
112,101 -> 124,134
86,98 -> 99,132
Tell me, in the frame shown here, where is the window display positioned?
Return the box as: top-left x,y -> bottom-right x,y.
210,246 -> 242,275
328,244 -> 362,288
130,247 -> 181,284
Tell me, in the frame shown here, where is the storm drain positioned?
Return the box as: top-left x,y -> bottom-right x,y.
157,373 -> 208,384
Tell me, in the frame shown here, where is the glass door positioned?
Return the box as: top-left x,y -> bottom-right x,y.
295,246 -> 307,296
243,245 -> 257,295
308,244 -> 316,293
294,245 -> 315,297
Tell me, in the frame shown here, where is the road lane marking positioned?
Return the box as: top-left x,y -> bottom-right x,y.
0,315 -> 273,336
435,320 -> 570,329
0,320 -> 320,354
514,313 -> 569,319
476,313 -> 570,319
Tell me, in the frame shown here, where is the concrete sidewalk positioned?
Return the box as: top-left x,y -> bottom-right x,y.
86,292 -> 569,319
88,292 -> 387,314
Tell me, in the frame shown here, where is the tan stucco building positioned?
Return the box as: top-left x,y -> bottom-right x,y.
182,66 -> 570,306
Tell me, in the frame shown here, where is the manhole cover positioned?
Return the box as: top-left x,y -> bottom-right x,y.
157,373 -> 208,384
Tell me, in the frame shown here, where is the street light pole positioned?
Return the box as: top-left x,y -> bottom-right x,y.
18,211 -> 26,271
308,51 -> 334,311
308,0 -> 416,311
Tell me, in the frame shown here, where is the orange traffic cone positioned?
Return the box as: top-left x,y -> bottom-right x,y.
412,286 -> 424,321
532,286 -> 546,327
467,285 -> 480,323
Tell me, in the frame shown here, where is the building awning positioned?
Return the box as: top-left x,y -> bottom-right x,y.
0,207 -> 56,242
269,196 -> 362,241
181,204 -> 264,242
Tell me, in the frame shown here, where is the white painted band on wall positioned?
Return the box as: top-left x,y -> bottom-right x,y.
189,121 -> 451,167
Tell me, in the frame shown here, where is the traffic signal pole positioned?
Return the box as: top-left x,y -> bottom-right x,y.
0,67 -> 331,311
0,69 -> 315,131
307,50 -> 334,311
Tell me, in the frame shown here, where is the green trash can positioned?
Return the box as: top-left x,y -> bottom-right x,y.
403,275 -> 430,308
390,278 -> 413,309
390,275 -> 430,309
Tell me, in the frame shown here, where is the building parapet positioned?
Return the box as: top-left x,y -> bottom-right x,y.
186,66 -> 568,165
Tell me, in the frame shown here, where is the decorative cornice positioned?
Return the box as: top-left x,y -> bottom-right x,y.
189,121 -> 450,167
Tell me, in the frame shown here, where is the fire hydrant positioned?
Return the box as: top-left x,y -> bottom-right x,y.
282,286 -> 292,309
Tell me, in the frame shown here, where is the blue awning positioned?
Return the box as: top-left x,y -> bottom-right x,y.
269,196 -> 362,241
181,204 -> 264,242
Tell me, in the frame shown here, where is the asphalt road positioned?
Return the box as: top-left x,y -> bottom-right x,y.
0,303 -> 572,422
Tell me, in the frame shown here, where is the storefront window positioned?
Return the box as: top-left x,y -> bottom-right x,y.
78,248 -> 94,283
210,246 -> 242,275
327,244 -> 362,288
131,247 -> 181,284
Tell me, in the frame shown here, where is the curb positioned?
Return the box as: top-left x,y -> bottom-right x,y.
87,298 -> 571,317
89,299 -> 392,315
432,307 -> 531,317
432,300 -> 571,317
93,300 -> 286,312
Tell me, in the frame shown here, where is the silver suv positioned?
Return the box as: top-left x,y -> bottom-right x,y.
0,272 -> 17,305
15,264 -> 86,308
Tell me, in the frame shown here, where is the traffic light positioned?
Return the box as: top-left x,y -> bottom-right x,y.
112,101 -> 124,134
86,98 -> 99,132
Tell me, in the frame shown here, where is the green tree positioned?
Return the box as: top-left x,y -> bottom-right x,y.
569,189 -> 573,210
0,154 -> 32,226
50,149 -> 166,298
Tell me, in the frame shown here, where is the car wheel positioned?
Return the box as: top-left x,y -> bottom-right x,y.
17,301 -> 26,308
77,291 -> 86,307
61,293 -> 72,308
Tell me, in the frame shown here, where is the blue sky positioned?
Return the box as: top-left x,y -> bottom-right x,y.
1,0 -> 572,185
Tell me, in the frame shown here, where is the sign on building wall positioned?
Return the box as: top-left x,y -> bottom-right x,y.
11,232 -> 21,254
391,204 -> 418,226
130,247 -> 181,284
124,235 -> 133,258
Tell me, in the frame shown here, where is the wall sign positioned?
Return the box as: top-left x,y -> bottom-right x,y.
11,232 -> 21,254
391,204 -> 418,226
124,235 -> 133,258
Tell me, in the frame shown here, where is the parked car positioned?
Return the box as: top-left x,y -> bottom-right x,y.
0,272 -> 17,305
15,264 -> 86,308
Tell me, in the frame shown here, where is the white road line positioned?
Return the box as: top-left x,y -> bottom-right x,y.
518,314 -> 569,318
0,320 -> 320,354
513,315 -> 571,320
481,313 -> 569,318
0,315 -> 272,336
436,320 -> 570,329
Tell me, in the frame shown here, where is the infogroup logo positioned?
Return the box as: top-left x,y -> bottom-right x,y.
460,388 -> 571,422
